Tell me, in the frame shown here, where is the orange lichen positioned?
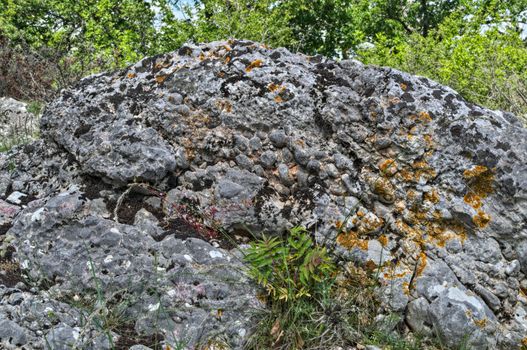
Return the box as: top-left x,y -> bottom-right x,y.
473,318 -> 487,328
417,111 -> 432,123
411,160 -> 437,181
356,213 -> 384,236
379,159 -> 398,177
336,231 -> 369,250
473,210 -> 491,228
464,192 -> 482,209
463,165 -> 494,228
400,83 -> 408,91
424,189 -> 440,204
378,235 -> 388,247
398,168 -> 415,182
245,59 -> 263,72
274,95 -> 284,103
268,83 -> 281,92
127,72 -> 136,79
423,134 -> 435,149
416,252 -> 427,277
155,75 -> 167,84
372,177 -> 395,202
402,281 -> 410,295
394,200 -> 406,213
463,165 -> 494,198
215,100 -> 232,113
224,56 -> 231,64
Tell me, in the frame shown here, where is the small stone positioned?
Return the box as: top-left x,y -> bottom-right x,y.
281,148 -> 294,163
334,153 -> 352,170
235,154 -> 253,169
234,134 -> 249,152
325,163 -> 339,178
293,147 -> 309,166
277,164 -> 293,185
260,151 -> 277,169
306,159 -> 321,174
269,130 -> 288,148
6,191 -> 27,205
296,169 -> 309,187
249,137 -> 262,152
174,148 -> 190,169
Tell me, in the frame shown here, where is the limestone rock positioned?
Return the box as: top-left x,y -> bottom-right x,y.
0,40 -> 526,348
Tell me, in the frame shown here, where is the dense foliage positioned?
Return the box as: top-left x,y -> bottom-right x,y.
1,0 -> 526,120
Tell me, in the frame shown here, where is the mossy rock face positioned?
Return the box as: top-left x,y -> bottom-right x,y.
0,40 -> 526,349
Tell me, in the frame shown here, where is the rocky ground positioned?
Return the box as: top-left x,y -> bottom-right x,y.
0,40 -> 526,349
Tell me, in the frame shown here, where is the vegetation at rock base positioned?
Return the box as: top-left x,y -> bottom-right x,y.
244,227 -> 446,350
0,0 -> 526,123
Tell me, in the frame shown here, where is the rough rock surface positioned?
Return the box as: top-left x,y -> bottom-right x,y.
0,40 -> 526,349
0,97 -> 39,150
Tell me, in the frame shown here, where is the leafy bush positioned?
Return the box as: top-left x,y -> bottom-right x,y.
357,9 -> 527,124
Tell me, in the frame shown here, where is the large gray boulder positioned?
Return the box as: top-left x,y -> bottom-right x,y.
0,40 -> 526,348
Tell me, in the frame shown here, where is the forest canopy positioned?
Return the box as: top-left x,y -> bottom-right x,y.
1,0 -> 526,120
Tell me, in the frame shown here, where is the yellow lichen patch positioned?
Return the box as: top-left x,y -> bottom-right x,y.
522,337 -> 527,346
335,220 -> 343,230
245,59 -> 263,72
400,83 -> 408,91
473,318 -> 487,328
412,160 -> 437,181
215,100 -> 232,113
372,177 -> 396,203
463,165 -> 495,198
402,281 -> 410,295
127,72 -> 136,79
424,188 -> 440,204
473,210 -> 491,228
416,252 -> 427,277
398,168 -> 415,182
378,234 -> 389,247
463,165 -> 494,229
356,212 -> 384,236
379,159 -> 398,177
423,134 -> 435,149
336,231 -> 369,251
464,191 -> 482,209
155,75 -> 167,84
417,111 -> 432,123
394,200 -> 406,214
268,83 -> 281,92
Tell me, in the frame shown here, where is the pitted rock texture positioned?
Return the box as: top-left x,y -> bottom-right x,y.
0,40 -> 526,349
